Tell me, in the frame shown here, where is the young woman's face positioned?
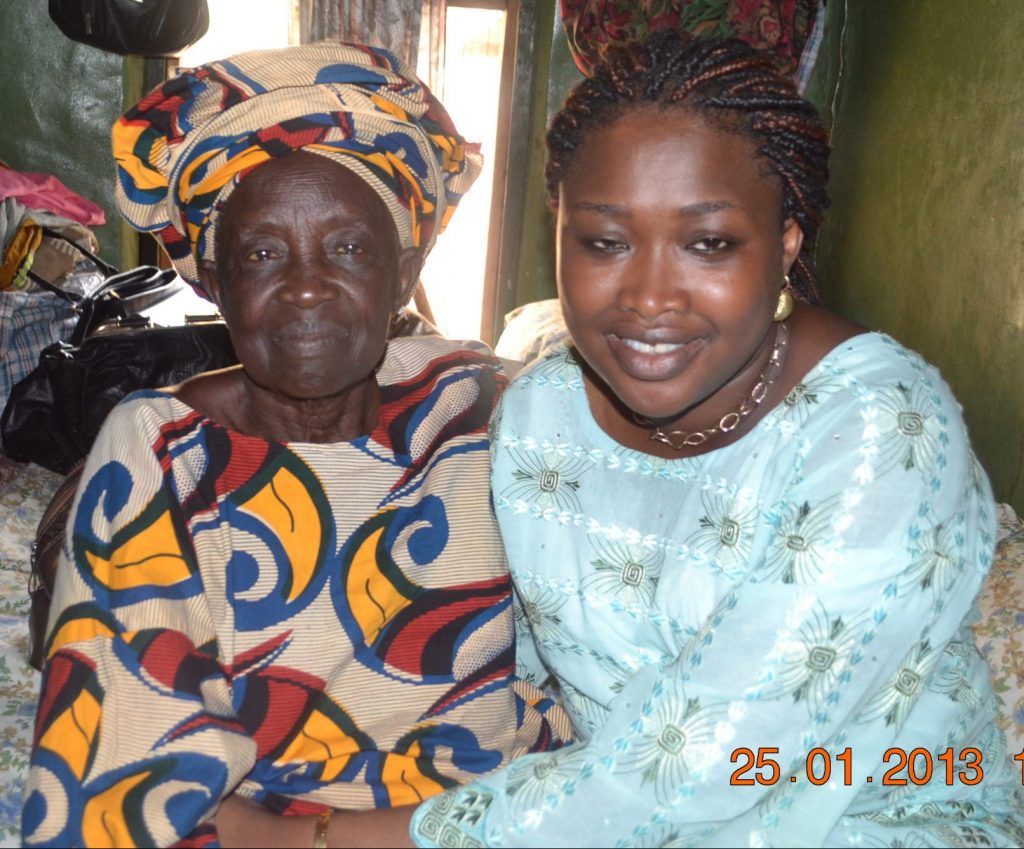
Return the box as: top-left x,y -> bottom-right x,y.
555,106 -> 803,430
201,152 -> 416,403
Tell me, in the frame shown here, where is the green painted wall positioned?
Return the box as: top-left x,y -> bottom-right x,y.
0,3 -> 132,267
509,2 -> 581,321
806,1 -> 1024,514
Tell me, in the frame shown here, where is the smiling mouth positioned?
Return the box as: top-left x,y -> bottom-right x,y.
607,332 -> 704,380
275,322 -> 349,342
618,338 -> 688,356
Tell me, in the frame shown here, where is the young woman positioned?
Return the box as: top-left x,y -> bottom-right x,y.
408,31 -> 1024,848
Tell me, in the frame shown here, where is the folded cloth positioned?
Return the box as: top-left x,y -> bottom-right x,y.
0,219 -> 42,290
0,170 -> 105,227
0,199 -> 102,293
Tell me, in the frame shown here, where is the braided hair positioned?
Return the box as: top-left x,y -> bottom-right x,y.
545,30 -> 830,303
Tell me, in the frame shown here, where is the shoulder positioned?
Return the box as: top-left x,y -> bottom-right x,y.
376,338 -> 516,444
783,307 -> 961,422
798,330 -> 964,421
91,389 -> 202,460
778,329 -> 988,514
503,340 -> 584,396
102,388 -> 191,431
380,336 -> 520,385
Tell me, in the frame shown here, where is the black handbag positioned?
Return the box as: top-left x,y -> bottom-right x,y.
48,0 -> 210,56
2,242 -> 237,475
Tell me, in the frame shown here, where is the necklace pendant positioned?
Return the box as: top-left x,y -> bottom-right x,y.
633,322 -> 790,453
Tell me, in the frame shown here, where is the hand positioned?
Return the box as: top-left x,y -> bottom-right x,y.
214,794 -> 417,848
215,795 -> 314,848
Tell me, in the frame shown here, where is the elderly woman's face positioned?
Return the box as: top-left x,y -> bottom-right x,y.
201,152 -> 416,403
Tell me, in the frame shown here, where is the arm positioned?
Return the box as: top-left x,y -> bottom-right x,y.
216,796 -> 415,848
21,401 -> 257,847
411,365 -> 998,846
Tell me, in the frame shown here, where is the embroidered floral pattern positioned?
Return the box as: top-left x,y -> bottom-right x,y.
558,680 -> 609,736
858,639 -> 945,728
759,498 -> 835,583
778,373 -> 844,424
871,381 -> 943,481
501,447 -> 592,514
903,519 -> 967,599
685,493 -> 758,578
582,536 -> 663,608
615,683 -> 727,804
761,604 -> 867,719
513,581 -> 576,657
505,747 -> 589,815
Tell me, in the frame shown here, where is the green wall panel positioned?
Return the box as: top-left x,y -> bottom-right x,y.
512,2 -> 581,314
0,3 -> 128,267
807,1 -> 1024,514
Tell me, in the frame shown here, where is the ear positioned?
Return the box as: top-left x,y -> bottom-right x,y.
781,218 -> 804,277
394,246 -> 423,312
197,261 -> 224,311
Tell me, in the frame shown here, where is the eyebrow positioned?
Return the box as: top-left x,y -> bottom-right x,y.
573,200 -> 736,217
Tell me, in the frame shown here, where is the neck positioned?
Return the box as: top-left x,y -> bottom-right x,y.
582,322 -> 788,459
236,372 -> 381,444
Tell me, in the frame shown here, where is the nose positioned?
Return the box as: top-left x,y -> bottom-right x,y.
278,259 -> 338,310
615,245 -> 689,319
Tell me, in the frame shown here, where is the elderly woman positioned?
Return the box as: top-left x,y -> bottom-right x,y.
21,42 -> 569,848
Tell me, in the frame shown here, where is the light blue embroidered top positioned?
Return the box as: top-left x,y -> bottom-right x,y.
411,333 -> 1024,847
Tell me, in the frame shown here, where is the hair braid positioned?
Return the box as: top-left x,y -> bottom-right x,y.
546,29 -> 830,303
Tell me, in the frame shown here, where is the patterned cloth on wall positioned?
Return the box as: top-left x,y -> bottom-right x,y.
560,0 -> 821,82
21,336 -> 570,847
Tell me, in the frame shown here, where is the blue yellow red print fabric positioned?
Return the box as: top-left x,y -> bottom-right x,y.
112,41 -> 483,288
22,337 -> 569,847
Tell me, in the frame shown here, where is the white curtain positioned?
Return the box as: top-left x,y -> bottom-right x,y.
299,0 -> 445,84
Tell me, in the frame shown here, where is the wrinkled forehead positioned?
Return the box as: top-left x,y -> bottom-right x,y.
210,151 -> 403,256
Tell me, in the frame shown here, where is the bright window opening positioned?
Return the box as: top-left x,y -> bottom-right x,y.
417,7 -> 505,342
176,0 -> 296,68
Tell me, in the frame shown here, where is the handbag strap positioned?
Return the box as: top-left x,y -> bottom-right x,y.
25,227 -> 120,304
21,226 -> 183,344
69,266 -> 180,346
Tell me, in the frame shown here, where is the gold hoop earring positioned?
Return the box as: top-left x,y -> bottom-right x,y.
774,274 -> 794,322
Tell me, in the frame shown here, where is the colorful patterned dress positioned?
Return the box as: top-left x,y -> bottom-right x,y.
412,333 -> 1024,847
22,336 -> 570,848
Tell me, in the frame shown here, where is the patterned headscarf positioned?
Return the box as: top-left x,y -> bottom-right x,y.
560,0 -> 820,79
113,41 -> 482,288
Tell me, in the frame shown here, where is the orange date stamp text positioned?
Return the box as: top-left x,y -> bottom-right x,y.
728,746 -> 1004,787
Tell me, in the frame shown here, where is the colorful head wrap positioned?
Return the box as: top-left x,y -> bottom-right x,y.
113,41 -> 482,288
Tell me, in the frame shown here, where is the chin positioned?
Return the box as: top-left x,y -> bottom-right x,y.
590,372 -> 681,426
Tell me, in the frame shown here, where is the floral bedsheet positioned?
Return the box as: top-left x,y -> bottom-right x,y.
974,503 -> 1024,758
0,459 -> 62,847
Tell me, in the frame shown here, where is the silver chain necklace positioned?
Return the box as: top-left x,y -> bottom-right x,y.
632,322 -> 790,450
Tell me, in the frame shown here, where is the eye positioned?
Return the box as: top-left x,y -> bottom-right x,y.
583,237 -> 629,254
334,243 -> 365,256
246,247 -> 278,263
689,237 -> 731,254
